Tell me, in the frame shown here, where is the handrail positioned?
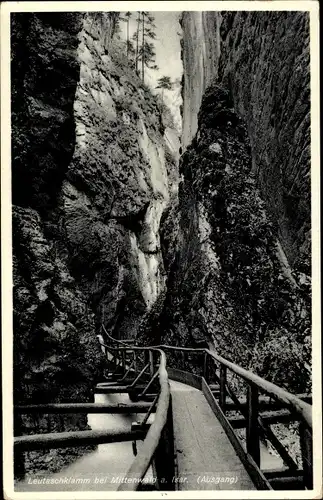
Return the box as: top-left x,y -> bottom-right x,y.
157,344 -> 312,428
118,349 -> 170,490
98,336 -> 171,490
99,331 -> 312,485
155,342 -> 312,489
15,326 -> 312,491
204,346 -> 312,428
101,329 -> 311,429
102,325 -> 136,345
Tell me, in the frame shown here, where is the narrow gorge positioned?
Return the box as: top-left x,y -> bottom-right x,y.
10,9 -> 312,481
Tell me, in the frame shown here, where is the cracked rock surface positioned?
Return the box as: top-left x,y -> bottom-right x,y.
180,11 -> 310,269
12,12 -> 178,474
159,85 -> 311,394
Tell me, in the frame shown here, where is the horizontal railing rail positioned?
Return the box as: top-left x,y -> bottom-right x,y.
14,428 -> 146,451
103,335 -> 312,428
15,402 -> 152,414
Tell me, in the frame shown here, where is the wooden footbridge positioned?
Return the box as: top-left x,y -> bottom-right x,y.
14,327 -> 313,491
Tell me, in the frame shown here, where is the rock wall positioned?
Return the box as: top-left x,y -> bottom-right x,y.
180,11 -> 310,269
180,12 -> 221,151
159,12 -> 312,392
12,12 -> 178,474
160,84 -> 311,393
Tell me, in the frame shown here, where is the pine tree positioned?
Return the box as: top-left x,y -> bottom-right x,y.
134,12 -> 141,72
126,39 -> 135,62
112,12 -> 122,39
156,76 -> 173,101
138,12 -> 158,82
124,11 -> 132,59
141,11 -> 146,81
138,41 -> 159,80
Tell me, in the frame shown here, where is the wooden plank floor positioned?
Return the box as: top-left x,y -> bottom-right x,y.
170,380 -> 256,490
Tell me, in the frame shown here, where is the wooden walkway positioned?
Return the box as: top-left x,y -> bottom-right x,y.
170,380 -> 256,490
15,382 -> 280,492
14,335 -> 313,492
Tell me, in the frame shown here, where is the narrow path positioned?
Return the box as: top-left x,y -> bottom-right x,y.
170,380 -> 256,490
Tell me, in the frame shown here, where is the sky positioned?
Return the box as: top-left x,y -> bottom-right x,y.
150,12 -> 183,85
119,11 -> 183,130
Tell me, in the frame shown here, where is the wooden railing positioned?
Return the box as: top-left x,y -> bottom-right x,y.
14,330 -> 175,492
14,327 -> 312,492
156,343 -> 313,491
95,328 -> 175,490
98,340 -> 174,490
97,329 -> 313,490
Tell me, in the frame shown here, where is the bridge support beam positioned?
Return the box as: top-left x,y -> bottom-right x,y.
229,409 -> 298,428
14,413 -> 25,480
219,365 -> 227,409
203,353 -> 208,382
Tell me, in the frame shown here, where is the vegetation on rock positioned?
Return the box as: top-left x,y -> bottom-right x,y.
158,84 -> 311,394
11,11 -> 178,477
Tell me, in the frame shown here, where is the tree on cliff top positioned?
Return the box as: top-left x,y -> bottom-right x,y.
120,11 -> 132,59
129,11 -> 158,81
138,41 -> 158,78
156,76 -> 174,101
140,12 -> 157,82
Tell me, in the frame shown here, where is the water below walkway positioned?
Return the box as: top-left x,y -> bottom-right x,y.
15,392 -> 155,492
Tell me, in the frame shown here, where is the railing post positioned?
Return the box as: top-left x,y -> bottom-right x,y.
246,384 -> 260,467
115,348 -> 120,373
149,351 -> 154,378
203,352 -> 208,382
133,351 -> 137,373
121,350 -> 126,374
181,350 -> 185,371
219,365 -> 227,408
299,421 -> 313,489
144,350 -> 149,372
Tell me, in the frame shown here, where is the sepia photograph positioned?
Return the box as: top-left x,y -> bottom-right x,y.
1,1 -> 321,498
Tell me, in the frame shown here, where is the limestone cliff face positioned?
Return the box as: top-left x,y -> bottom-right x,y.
161,84 -> 311,393
12,12 -> 178,473
62,13 -> 178,338
159,12 -> 311,392
180,12 -> 221,151
180,11 -> 310,269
